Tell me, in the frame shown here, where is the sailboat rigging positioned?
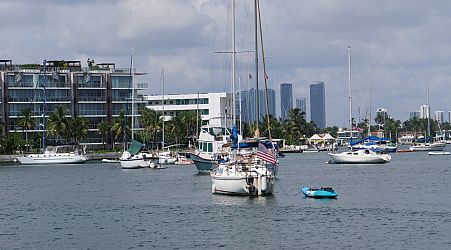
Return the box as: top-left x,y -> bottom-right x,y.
210,0 -> 278,196
328,47 -> 391,164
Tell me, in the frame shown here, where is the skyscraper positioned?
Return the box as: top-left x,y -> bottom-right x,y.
280,83 -> 293,120
295,97 -> 307,119
310,82 -> 326,129
420,105 -> 429,119
435,110 -> 444,123
239,88 -> 276,124
410,111 -> 420,119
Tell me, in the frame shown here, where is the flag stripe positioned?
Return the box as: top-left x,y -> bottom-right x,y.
257,151 -> 276,164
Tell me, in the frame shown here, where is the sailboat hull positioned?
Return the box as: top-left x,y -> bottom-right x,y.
328,150 -> 391,164
409,143 -> 446,151
17,154 -> 88,165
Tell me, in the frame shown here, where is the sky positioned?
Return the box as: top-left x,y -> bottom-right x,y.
2,0 -> 451,127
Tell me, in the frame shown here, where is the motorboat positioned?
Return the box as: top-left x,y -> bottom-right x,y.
328,149 -> 391,164
409,142 -> 446,151
17,145 -> 88,165
190,124 -> 236,173
157,151 -> 177,165
428,151 -> 450,155
302,187 -> 337,198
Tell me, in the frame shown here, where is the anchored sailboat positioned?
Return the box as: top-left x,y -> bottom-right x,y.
328,47 -> 391,164
210,0 -> 278,196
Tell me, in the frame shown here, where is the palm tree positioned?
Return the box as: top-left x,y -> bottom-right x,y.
18,108 -> 35,145
66,116 -> 89,144
47,106 -> 68,142
111,110 -> 129,148
97,120 -> 110,150
139,107 -> 162,146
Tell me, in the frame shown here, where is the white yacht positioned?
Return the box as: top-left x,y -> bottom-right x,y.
17,145 -> 88,165
409,142 -> 446,151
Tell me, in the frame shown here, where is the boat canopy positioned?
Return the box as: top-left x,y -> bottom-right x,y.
128,140 -> 144,155
231,138 -> 273,149
350,136 -> 391,146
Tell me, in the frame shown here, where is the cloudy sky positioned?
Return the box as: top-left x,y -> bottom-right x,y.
2,0 -> 451,127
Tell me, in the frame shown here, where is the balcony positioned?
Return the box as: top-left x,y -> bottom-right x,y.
78,96 -> 106,102
78,110 -> 107,116
78,83 -> 106,88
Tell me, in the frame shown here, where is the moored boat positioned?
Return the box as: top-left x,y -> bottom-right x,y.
328,149 -> 391,164
302,187 -> 337,198
428,151 -> 450,155
17,145 -> 88,165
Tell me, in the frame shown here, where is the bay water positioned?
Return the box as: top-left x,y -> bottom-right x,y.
1,151 -> 450,249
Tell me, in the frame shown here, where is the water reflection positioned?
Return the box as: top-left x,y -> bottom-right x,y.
211,194 -> 278,206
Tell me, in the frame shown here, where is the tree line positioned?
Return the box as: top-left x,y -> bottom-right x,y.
0,106 -> 448,154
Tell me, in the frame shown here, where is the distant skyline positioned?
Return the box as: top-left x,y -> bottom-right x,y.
3,1 -> 451,126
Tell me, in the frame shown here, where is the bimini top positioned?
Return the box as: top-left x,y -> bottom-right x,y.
127,140 -> 144,155
350,136 -> 391,146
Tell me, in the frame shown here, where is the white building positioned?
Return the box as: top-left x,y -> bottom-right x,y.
143,92 -> 232,127
435,110 -> 444,123
419,105 -> 429,119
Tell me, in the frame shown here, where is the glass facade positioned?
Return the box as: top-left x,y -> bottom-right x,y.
310,82 -> 326,129
280,83 -> 293,120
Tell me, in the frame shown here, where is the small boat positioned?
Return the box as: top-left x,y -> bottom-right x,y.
397,149 -> 413,153
428,151 -> 450,155
302,187 -> 337,198
102,159 -> 119,163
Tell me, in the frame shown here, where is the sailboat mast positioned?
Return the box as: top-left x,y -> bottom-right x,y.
231,0 -> 236,126
368,82 -> 372,136
254,0 -> 260,136
130,53 -> 135,141
42,60 -> 47,150
427,89 -> 430,139
162,69 -> 165,150
257,0 -> 272,139
348,46 -> 352,145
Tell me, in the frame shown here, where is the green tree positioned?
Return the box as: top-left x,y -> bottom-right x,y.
97,120 -> 110,150
111,110 -> 129,147
66,116 -> 88,144
18,108 -> 35,145
47,106 -> 68,141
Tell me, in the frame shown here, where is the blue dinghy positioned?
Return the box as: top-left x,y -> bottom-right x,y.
302,187 -> 337,198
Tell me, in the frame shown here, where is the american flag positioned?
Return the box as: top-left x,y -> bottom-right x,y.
257,143 -> 277,164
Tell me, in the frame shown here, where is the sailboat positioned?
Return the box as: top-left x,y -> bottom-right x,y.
409,90 -> 446,152
119,54 -> 159,169
157,69 -> 177,165
210,0 -> 278,196
328,47 -> 391,164
17,60 -> 88,165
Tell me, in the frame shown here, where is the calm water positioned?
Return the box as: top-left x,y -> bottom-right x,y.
1,151 -> 450,249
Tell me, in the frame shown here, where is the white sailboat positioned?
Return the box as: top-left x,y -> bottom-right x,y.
119,54 -> 159,169
17,60 -> 87,165
328,47 -> 391,164
210,0 -> 278,196
158,69 -> 177,165
409,90 -> 446,152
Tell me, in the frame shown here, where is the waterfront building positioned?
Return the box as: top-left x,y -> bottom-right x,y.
410,111 -> 420,119
310,81 -> 326,129
449,111 -> 451,123
336,129 -> 361,146
434,111 -> 444,124
0,59 -> 147,149
295,97 -> 307,119
419,105 -> 429,119
280,83 -> 293,120
239,88 -> 276,124
143,92 -> 232,128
